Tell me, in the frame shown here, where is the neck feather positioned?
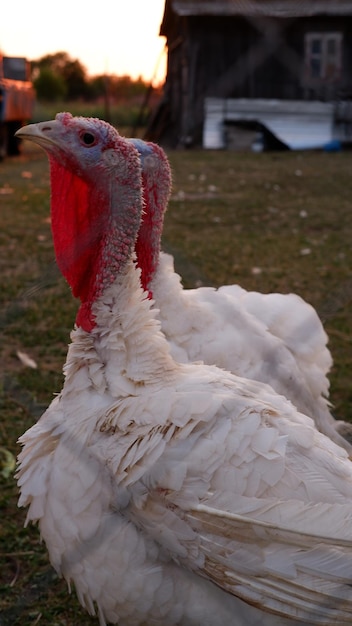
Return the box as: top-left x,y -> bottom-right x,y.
65,260 -> 176,394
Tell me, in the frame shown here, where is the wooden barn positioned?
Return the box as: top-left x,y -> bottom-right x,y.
146,0 -> 352,149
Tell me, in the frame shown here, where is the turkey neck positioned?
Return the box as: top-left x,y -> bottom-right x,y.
65,260 -> 177,395
134,168 -> 162,296
49,153 -> 141,332
134,144 -> 171,296
55,157 -> 177,387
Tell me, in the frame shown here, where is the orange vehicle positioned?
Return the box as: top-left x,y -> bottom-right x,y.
0,56 -> 35,158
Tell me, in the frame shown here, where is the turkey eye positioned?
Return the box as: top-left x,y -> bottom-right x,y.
80,131 -> 96,146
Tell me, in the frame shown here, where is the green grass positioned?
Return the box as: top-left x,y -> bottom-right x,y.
1,140 -> 352,624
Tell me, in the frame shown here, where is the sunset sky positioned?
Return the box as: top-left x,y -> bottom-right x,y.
1,0 -> 167,83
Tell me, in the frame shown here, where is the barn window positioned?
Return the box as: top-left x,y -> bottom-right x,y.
305,33 -> 342,82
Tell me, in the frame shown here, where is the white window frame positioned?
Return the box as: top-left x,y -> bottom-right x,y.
305,32 -> 343,82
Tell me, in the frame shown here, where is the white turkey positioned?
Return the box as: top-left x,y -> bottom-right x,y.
131,138 -> 352,455
16,114 -> 352,626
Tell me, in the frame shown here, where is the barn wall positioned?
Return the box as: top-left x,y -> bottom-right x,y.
150,10 -> 352,147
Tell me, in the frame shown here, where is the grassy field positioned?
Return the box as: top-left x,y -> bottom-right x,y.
1,138 -> 352,624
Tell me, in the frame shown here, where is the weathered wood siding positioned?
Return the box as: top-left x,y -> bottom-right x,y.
148,3 -> 352,146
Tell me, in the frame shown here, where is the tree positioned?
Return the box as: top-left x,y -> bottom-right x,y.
110,75 -> 148,100
61,59 -> 90,99
89,75 -> 107,99
32,51 -> 153,104
33,52 -> 89,100
33,67 -> 67,101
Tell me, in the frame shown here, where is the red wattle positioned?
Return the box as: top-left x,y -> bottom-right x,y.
76,302 -> 95,332
49,158 -> 108,330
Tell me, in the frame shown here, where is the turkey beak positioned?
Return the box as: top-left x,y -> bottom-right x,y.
15,120 -> 60,150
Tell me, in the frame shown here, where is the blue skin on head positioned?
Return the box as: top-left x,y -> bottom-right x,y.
128,138 -> 154,167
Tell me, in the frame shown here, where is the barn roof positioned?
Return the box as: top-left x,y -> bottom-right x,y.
167,0 -> 352,18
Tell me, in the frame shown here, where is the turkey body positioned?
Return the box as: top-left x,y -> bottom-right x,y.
151,252 -> 352,452
16,115 -> 352,626
17,263 -> 352,626
132,139 -> 352,455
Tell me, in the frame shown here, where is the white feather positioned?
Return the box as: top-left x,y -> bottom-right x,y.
17,262 -> 352,625
151,251 -> 352,455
